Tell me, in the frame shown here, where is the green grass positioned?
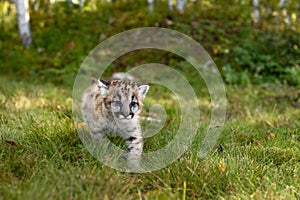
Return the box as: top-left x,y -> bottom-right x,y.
0,76 -> 299,199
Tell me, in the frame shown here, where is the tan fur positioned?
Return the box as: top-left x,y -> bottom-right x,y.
82,77 -> 149,168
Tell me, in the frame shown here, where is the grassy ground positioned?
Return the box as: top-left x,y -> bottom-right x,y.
0,75 -> 299,199
1,1 -> 300,199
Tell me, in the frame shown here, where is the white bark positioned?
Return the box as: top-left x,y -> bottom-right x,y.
278,0 -> 290,24
176,0 -> 186,12
252,0 -> 260,22
15,0 -> 32,48
148,0 -> 154,12
278,0 -> 285,8
80,0 -> 85,9
168,0 -> 173,11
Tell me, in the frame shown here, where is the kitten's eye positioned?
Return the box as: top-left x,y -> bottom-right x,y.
114,101 -> 122,105
130,102 -> 137,107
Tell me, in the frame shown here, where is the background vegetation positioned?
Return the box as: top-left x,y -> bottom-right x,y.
0,0 -> 299,199
1,0 -> 300,85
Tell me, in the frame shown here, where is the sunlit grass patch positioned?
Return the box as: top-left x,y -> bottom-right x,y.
0,76 -> 299,199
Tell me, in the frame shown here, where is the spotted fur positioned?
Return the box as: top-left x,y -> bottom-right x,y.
82,77 -> 149,168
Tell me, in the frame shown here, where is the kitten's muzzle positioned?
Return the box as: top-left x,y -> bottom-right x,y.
117,113 -> 134,120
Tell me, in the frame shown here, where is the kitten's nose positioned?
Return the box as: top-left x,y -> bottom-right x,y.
124,113 -> 134,119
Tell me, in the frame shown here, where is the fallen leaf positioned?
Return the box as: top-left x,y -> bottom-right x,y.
265,131 -> 276,140
64,41 -> 75,51
265,120 -> 273,126
77,122 -> 86,128
254,140 -> 262,145
5,140 -> 17,146
269,132 -> 276,138
218,158 -> 226,172
165,19 -> 174,26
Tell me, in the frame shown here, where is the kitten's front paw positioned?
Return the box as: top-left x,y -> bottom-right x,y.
126,155 -> 142,172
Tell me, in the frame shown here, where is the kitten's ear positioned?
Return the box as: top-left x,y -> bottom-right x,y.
91,77 -> 98,85
97,80 -> 109,97
138,85 -> 150,100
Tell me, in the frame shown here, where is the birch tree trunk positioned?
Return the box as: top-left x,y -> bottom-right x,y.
80,0 -> 85,9
278,0 -> 285,7
168,0 -> 173,11
176,0 -> 186,13
278,0 -> 290,25
15,0 -> 32,48
252,0 -> 260,23
148,0 -> 154,12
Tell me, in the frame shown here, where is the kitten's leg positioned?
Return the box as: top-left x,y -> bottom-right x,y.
89,125 -> 111,139
89,130 -> 117,165
90,131 -> 104,140
89,126 -> 112,153
126,132 -> 143,170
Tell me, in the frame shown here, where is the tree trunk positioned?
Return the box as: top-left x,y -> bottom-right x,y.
252,0 -> 260,23
148,0 -> 154,12
15,0 -> 32,48
176,0 -> 186,13
168,0 -> 173,11
278,0 -> 290,25
278,0 -> 285,7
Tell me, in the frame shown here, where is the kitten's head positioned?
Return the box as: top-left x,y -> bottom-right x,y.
94,78 -> 149,120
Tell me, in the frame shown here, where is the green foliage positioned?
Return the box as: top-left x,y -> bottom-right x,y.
0,1 -> 300,85
220,29 -> 300,85
1,0 -> 300,86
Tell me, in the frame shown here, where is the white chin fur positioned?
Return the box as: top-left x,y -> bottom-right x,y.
118,115 -> 125,119
116,115 -> 134,120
